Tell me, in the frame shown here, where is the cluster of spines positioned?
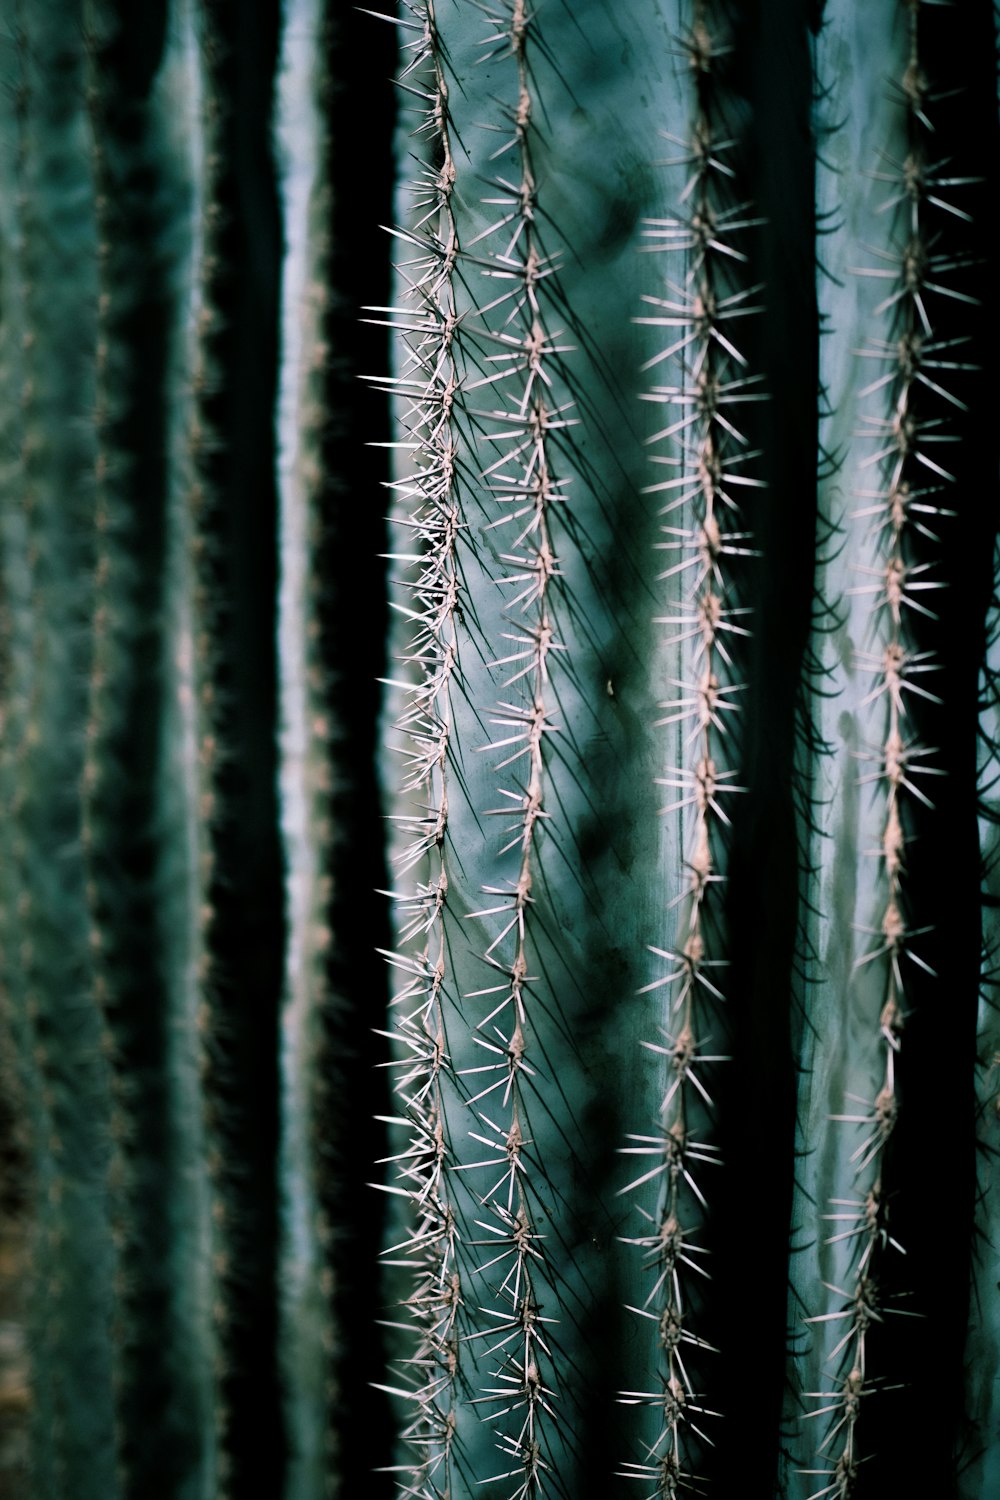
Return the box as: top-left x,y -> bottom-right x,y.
456,5 -> 576,1493
800,4 -> 974,1493
619,5 -> 760,1493
375,3 -> 468,1494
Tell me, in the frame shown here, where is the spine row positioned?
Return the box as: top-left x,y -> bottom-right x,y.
621,5 -> 759,1491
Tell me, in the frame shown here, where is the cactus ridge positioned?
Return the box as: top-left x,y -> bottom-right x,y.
2,9 -> 125,1496
380,0 -> 624,1492
455,8 -> 566,1488
617,4 -> 761,1492
274,1 -> 368,1493
449,5 -> 573,1492
799,4 -> 977,1494
170,2 -> 235,1489
373,3 -> 470,1494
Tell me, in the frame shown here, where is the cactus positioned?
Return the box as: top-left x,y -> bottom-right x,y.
377,1 -> 998,1495
0,2 -> 996,1499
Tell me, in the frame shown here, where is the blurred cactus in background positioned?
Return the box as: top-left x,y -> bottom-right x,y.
0,2 -> 996,1499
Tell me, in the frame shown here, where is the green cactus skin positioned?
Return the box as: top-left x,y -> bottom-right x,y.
159,2 -> 230,1492
0,8 -> 120,1498
78,7 -> 209,1492
791,7 -> 925,1494
379,2 -> 683,1491
0,2 -> 289,1494
789,3 -> 999,1497
797,2 -> 941,1488
374,0 -> 810,1491
80,12 -> 139,1484
379,2 -> 998,1496
0,14 -> 58,1494
0,2 -> 996,1498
